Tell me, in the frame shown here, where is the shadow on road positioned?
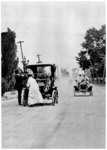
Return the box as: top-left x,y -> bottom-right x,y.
23,103 -> 56,107
74,95 -> 92,97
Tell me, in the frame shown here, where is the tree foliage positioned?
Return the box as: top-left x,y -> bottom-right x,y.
76,25 -> 106,78
1,28 -> 18,94
75,50 -> 90,70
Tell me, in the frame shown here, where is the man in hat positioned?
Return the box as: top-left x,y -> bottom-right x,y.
82,74 -> 90,86
75,73 -> 83,87
14,69 -> 24,105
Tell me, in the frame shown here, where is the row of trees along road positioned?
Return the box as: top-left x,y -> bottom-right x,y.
2,28 -> 19,95
1,28 -> 19,95
2,28 -> 30,95
76,25 -> 106,83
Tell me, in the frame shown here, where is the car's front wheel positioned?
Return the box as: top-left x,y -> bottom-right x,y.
52,90 -> 58,105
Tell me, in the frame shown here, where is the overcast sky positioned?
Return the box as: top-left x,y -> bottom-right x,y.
1,1 -> 105,71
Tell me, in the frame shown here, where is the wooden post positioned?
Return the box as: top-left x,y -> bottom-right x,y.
17,41 -> 24,70
37,54 -> 42,63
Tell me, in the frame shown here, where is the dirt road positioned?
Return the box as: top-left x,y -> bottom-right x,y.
2,76 -> 105,148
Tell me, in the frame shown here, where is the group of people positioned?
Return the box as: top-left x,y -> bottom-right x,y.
15,68 -> 91,106
75,73 -> 90,88
15,69 -> 43,106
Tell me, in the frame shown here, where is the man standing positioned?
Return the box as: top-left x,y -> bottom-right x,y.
15,69 -> 23,105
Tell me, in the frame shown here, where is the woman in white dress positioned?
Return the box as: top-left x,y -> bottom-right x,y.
27,72 -> 44,106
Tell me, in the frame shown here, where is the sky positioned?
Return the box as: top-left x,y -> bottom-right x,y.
1,1 -> 106,72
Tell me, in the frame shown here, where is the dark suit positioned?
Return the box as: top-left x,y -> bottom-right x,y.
15,74 -> 24,105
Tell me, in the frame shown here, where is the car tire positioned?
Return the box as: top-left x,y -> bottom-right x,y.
52,90 -> 55,106
90,91 -> 93,96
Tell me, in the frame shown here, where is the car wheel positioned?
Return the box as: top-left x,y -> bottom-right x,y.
52,90 -> 55,106
90,91 -> 93,96
55,90 -> 58,104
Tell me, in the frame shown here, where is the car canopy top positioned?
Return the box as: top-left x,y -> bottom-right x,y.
26,64 -> 56,79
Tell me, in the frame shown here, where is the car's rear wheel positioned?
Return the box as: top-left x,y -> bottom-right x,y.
74,92 -> 76,96
52,90 -> 58,105
73,87 -> 76,96
52,90 -> 55,106
90,91 -> 93,96
55,91 -> 58,104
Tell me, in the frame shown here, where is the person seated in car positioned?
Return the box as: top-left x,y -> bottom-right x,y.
75,73 -> 83,87
74,73 -> 84,91
82,74 -> 89,85
82,74 -> 93,91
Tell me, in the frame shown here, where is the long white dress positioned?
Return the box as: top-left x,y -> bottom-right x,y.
27,76 -> 43,105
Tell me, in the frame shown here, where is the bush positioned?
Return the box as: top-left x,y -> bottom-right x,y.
2,76 -> 16,96
2,78 -> 9,96
8,76 -> 16,91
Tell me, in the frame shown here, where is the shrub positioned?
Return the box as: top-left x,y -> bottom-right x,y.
8,76 -> 16,91
2,76 -> 16,96
2,78 -> 9,96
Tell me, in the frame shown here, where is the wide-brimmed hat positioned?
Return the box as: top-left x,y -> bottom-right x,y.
27,68 -> 34,76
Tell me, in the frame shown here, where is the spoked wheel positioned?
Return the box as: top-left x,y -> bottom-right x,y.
52,90 -> 58,106
55,90 -> 58,104
23,97 -> 28,106
55,93 -> 58,104
52,90 -> 55,106
23,88 -> 29,106
73,87 -> 76,96
90,91 -> 93,96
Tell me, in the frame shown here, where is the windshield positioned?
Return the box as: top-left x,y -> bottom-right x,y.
27,66 -> 52,79
36,66 -> 51,78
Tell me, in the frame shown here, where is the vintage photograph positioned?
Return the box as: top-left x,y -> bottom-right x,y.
1,1 -> 106,148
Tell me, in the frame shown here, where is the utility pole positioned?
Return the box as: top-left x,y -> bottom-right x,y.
37,54 -> 42,63
17,41 -> 24,70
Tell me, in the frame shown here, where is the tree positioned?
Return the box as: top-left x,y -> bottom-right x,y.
76,25 -> 106,77
1,28 -> 18,94
76,50 -> 90,70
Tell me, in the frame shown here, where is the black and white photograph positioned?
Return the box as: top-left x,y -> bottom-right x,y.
1,0 -> 106,149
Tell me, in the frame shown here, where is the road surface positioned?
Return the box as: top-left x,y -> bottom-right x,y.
2,76 -> 105,148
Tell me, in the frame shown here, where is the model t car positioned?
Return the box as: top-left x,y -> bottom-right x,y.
73,78 -> 93,96
23,63 -> 58,106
